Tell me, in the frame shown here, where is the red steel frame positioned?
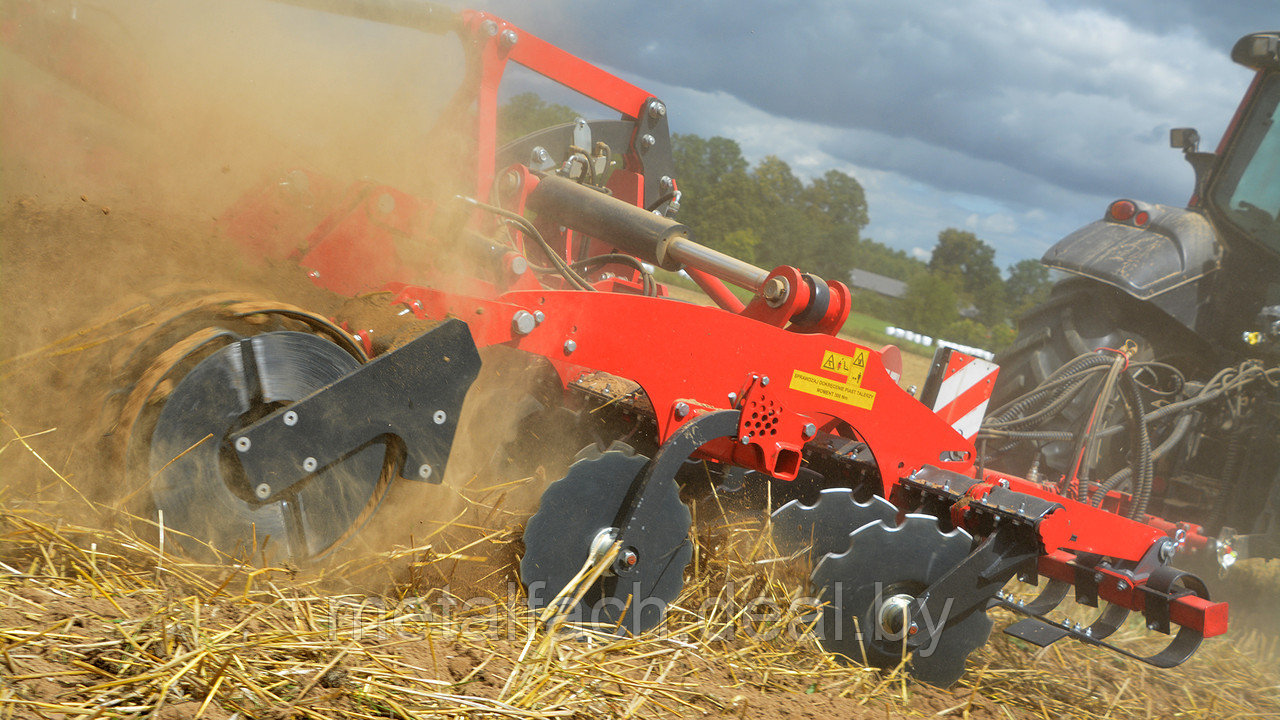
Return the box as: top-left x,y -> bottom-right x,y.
223,10 -> 1228,640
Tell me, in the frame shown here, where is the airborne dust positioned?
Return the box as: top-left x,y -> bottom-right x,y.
0,0 -> 559,572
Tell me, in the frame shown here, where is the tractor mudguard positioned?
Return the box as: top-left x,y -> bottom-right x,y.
1042,204 -> 1221,331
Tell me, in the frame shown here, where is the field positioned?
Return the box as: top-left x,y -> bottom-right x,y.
2,195 -> 1279,720
3,5 -> 1279,718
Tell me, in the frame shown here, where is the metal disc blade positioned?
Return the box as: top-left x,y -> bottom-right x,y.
149,331 -> 386,561
811,514 -> 992,686
771,489 -> 898,559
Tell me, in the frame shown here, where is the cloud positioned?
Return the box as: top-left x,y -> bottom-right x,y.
458,0 -> 1259,264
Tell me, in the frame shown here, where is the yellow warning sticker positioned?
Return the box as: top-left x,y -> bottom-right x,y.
790,369 -> 876,409
820,348 -> 870,387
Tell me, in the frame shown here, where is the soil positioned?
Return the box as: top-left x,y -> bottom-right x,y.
1,3 -> 1278,719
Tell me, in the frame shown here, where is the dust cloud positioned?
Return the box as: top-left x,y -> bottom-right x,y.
0,0 -> 569,568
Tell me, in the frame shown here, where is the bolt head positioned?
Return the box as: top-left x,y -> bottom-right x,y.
802,423 -> 817,439
534,310 -> 546,324
481,19 -> 498,35
761,277 -> 789,307
648,102 -> 666,119
508,255 -> 528,276
512,310 -> 537,335
563,339 -> 577,355
639,134 -> 656,151
760,376 -> 770,386
740,435 -> 751,445
622,549 -> 638,567
674,402 -> 690,419
499,29 -> 518,47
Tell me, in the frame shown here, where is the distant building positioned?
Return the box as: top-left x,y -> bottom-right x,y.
848,268 -> 907,299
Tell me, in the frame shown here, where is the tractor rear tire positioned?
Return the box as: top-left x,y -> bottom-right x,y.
988,278 -> 1207,475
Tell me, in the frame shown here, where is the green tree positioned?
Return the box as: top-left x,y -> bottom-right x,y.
928,229 -> 1006,324
804,169 -> 869,229
903,272 -> 961,336
1006,258 -> 1052,316
672,134 -> 765,262
497,92 -> 579,145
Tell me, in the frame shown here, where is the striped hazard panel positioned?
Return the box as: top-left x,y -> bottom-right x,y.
918,347 -> 1000,440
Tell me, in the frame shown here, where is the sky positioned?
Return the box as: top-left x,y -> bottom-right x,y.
444,0 -> 1270,272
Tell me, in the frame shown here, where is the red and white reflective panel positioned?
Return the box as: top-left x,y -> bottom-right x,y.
921,348 -> 1000,440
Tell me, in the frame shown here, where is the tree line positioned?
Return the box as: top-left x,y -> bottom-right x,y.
500,93 -> 1052,351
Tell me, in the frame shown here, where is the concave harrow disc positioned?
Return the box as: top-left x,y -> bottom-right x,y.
105,292 -> 389,562
521,442 -> 692,635
811,514 -> 992,687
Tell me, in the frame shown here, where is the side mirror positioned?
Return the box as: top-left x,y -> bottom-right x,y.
1170,127 -> 1200,153
1231,32 -> 1280,70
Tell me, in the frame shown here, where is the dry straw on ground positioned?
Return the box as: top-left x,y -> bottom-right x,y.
1,419 -> 1279,720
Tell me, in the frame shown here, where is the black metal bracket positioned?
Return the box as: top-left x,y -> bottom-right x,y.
231,319 -> 481,496
904,525 -> 1039,653
613,410 -> 740,576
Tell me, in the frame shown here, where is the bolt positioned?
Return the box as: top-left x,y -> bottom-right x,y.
907,622 -> 919,636
235,437 -> 251,452
512,310 -> 537,335
283,410 -> 298,427
761,276 -> 789,307
255,483 -> 271,500
1157,538 -> 1176,563
433,410 -> 447,425
802,423 -> 817,439
997,478 -> 1010,488
508,255 -> 528,275
648,101 -> 666,119
740,435 -> 751,445
660,175 -> 674,191
303,457 -> 318,472
503,170 -> 521,191
674,402 -> 690,419
760,376 -> 770,386
621,549 -> 638,567
481,19 -> 498,35
499,29 -> 518,48
307,269 -> 320,280
563,339 -> 577,355
534,310 -> 546,324
1115,580 -> 1130,592
639,134 -> 656,151
727,392 -> 738,404
418,464 -> 433,480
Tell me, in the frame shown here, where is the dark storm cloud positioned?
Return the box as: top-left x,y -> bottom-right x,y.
457,0 -> 1268,260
